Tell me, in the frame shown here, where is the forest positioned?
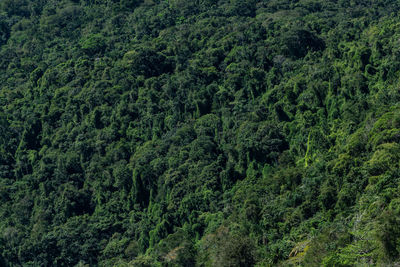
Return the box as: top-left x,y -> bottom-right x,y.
1,0 -> 400,266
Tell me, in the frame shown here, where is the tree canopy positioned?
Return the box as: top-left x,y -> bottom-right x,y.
1,0 -> 400,266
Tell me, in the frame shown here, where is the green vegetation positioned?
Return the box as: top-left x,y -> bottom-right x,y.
1,0 -> 400,266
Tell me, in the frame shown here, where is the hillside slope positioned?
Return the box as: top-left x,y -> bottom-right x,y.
1,0 -> 400,266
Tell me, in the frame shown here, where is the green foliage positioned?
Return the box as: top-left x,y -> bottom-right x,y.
1,0 -> 400,266
80,33 -> 106,55
197,226 -> 256,267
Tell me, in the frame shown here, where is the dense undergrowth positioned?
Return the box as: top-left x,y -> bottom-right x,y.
1,0 -> 400,266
